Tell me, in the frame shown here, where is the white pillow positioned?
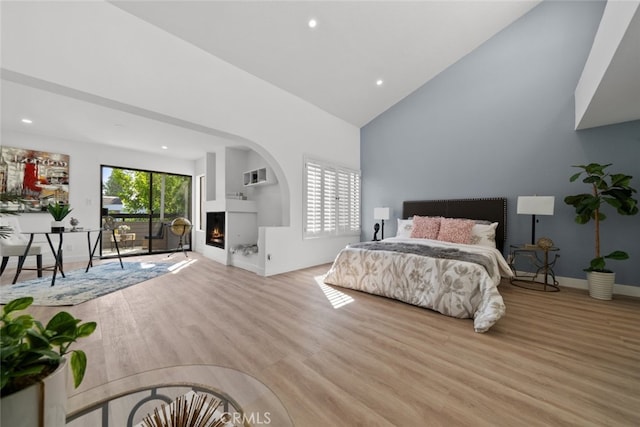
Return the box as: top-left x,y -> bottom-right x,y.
396,218 -> 414,238
470,222 -> 498,248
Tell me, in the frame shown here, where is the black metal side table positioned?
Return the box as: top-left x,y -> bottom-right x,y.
508,244 -> 560,292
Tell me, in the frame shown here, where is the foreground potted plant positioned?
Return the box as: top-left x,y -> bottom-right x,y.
564,163 -> 638,300
47,202 -> 73,232
1,296 -> 97,426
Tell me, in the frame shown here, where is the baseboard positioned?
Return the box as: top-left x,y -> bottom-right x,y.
511,270 -> 640,298
229,257 -> 260,275
556,275 -> 640,298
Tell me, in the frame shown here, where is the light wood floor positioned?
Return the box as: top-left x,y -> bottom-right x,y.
2,253 -> 639,426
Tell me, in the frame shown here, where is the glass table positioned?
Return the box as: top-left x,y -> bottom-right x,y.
65,365 -> 292,427
508,244 -> 560,292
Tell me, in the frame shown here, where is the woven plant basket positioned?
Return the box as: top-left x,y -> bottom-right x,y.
587,271 -> 615,300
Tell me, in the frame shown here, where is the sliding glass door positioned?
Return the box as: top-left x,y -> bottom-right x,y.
101,166 -> 192,257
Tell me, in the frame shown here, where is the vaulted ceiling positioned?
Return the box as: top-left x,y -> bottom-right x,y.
2,1 -> 638,159
110,0 -> 541,128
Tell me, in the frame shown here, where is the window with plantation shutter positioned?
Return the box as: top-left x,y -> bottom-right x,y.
304,158 -> 360,238
305,162 -> 323,235
323,168 -> 337,233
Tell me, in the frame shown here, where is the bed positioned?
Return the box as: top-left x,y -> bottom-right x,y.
323,198 -> 512,332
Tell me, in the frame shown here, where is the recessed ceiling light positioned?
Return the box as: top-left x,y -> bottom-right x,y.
21,118 -> 33,124
161,146 -> 168,150
376,79 -> 384,86
308,18 -> 317,29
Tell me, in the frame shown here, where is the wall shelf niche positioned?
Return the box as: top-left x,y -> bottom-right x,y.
243,167 -> 275,187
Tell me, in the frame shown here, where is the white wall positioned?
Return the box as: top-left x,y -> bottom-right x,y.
1,2 -> 360,275
1,130 -> 195,266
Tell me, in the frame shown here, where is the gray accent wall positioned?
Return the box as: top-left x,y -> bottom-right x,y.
361,1 -> 640,286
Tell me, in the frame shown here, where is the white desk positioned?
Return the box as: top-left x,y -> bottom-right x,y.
13,228 -> 123,286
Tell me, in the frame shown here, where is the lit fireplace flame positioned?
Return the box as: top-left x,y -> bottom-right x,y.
211,227 -> 223,239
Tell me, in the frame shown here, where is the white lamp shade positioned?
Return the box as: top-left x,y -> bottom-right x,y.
517,196 -> 555,215
374,207 -> 390,220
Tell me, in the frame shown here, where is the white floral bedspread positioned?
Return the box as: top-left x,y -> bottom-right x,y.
323,237 -> 513,332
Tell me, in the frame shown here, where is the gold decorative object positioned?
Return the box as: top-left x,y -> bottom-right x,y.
169,217 -> 193,257
170,217 -> 192,236
536,237 -> 554,249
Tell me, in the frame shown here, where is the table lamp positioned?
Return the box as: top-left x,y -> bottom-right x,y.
517,196 -> 555,245
373,207 -> 390,241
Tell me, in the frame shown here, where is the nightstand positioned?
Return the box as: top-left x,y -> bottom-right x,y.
508,244 -> 560,292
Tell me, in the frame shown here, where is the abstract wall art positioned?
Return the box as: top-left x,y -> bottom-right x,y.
0,145 -> 70,212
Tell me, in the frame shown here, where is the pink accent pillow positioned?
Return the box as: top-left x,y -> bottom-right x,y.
410,216 -> 441,239
437,218 -> 475,244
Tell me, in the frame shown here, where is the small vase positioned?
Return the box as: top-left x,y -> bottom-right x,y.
51,220 -> 65,233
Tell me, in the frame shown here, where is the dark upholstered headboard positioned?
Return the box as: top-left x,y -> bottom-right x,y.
402,198 -> 507,253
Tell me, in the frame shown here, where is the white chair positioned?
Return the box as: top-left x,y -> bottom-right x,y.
0,217 -> 43,278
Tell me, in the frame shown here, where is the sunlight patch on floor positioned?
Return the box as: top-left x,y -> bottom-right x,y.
140,262 -> 159,269
314,275 -> 354,309
169,258 -> 198,273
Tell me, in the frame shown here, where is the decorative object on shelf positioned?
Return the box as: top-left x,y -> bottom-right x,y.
46,202 -> 72,232
226,192 -> 247,200
373,207 -> 390,241
231,243 -> 259,256
516,195 -> 555,245
564,163 -> 638,300
70,217 -> 79,231
536,237 -> 554,250
0,296 -> 96,427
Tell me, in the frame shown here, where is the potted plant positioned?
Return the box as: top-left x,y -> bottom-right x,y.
564,163 -> 638,300
1,296 -> 97,426
47,202 -> 72,232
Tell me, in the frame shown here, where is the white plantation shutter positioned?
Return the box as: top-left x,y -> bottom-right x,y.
323,168 -> 337,233
337,170 -> 350,233
349,173 -> 361,233
305,162 -> 323,236
304,158 -> 360,238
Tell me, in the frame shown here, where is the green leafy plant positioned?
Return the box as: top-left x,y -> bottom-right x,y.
47,202 -> 73,221
0,296 -> 97,397
564,163 -> 638,272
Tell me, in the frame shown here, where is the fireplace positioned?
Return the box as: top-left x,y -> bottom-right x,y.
206,212 -> 225,249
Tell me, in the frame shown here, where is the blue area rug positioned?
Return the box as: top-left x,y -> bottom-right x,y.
0,262 -> 173,306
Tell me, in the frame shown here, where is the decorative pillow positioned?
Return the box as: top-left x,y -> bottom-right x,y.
470,222 -> 499,248
410,216 -> 441,239
396,218 -> 414,238
436,218 -> 475,244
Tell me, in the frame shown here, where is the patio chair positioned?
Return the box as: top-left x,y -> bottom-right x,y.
142,222 -> 167,249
